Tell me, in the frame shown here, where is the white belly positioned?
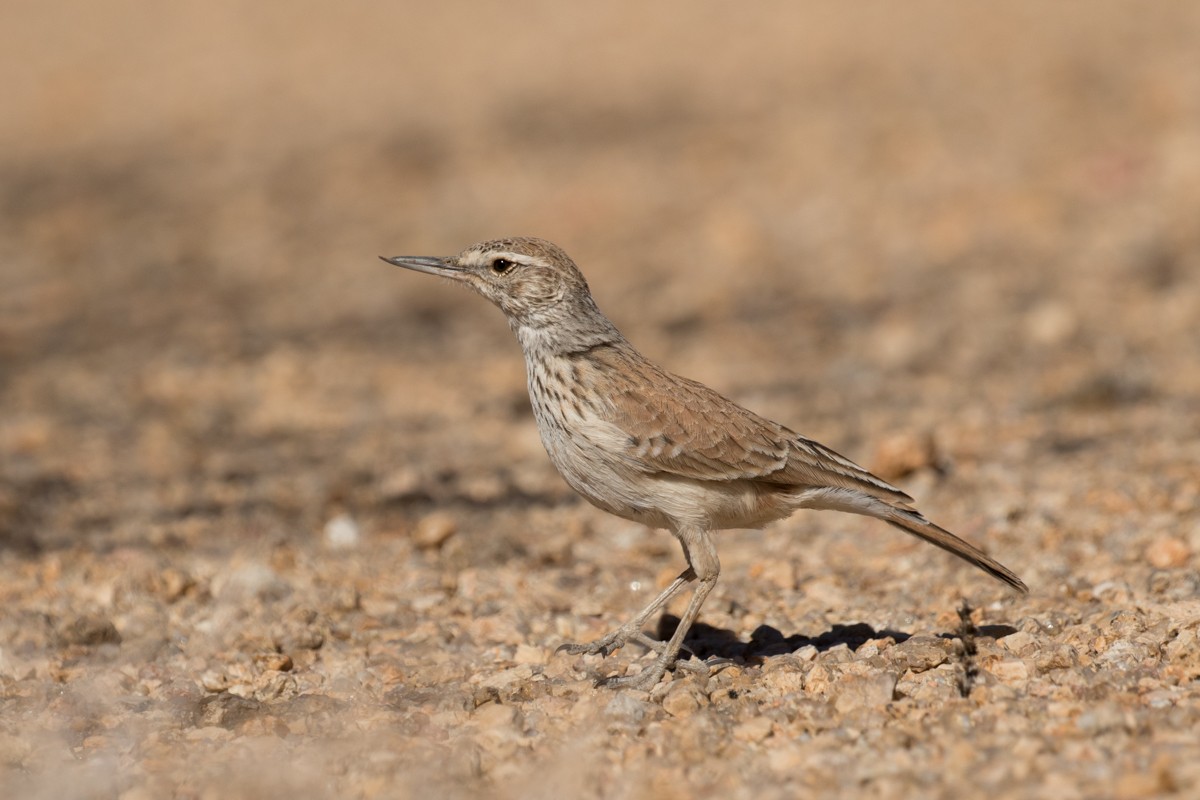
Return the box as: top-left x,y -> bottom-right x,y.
533,400 -> 784,531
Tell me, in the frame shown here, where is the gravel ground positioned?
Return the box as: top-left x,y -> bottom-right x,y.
3,3 -> 1200,798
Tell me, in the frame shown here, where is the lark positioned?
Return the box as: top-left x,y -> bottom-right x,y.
382,237 -> 1026,690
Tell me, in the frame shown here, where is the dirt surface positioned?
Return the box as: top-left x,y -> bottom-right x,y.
3,3 -> 1200,798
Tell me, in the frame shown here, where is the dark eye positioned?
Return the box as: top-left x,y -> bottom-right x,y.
491,258 -> 515,275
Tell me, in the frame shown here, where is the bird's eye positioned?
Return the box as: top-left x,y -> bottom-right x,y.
491,258 -> 515,275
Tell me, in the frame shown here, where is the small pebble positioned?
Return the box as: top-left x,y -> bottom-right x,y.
833,673 -> 898,713
1024,302 -> 1078,345
59,614 -> 121,646
1000,631 -> 1037,656
512,644 -> 547,665
889,636 -> 951,672
254,652 -> 294,672
604,692 -> 655,727
759,662 -> 806,695
870,431 -> 939,480
988,659 -> 1030,687
732,715 -> 773,743
477,665 -> 536,693
216,563 -> 290,602
661,683 -> 703,718
1145,536 -> 1191,569
473,702 -> 519,728
413,512 -> 457,550
323,513 -> 362,549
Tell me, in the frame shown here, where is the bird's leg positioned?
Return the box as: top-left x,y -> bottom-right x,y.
600,528 -> 720,690
556,568 -> 695,657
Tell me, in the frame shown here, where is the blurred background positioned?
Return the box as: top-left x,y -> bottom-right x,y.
4,1 -> 1197,553
2,2 -> 1199,796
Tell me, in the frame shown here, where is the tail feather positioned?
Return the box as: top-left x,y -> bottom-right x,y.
797,487 -> 1027,593
884,507 -> 1028,594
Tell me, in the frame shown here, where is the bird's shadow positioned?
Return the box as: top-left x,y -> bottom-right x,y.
655,615 -> 1018,663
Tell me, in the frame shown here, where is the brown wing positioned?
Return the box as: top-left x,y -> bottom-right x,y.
583,346 -> 913,505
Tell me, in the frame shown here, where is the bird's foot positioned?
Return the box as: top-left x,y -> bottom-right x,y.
595,651 -> 720,690
559,629 -> 734,689
558,629 -> 695,662
556,621 -> 678,658
555,626 -> 635,658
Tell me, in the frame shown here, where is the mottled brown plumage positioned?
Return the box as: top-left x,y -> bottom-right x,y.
382,237 -> 1026,690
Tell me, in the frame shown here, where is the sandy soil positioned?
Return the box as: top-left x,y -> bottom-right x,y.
3,3 -> 1200,798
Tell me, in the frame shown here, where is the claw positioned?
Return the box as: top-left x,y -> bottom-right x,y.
597,667 -> 667,691
556,637 -> 623,657
670,657 -> 710,676
555,624 -> 646,659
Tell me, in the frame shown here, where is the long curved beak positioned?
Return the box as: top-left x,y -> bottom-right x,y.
379,255 -> 464,277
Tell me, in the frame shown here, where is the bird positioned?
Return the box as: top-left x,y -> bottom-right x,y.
381,237 -> 1027,690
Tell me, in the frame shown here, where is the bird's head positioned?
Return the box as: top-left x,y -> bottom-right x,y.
382,237 -> 593,327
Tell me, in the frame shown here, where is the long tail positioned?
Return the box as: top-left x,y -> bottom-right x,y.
800,487 -> 1028,593
883,506 -> 1027,593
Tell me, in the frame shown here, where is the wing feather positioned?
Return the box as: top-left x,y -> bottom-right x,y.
579,347 -> 912,504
